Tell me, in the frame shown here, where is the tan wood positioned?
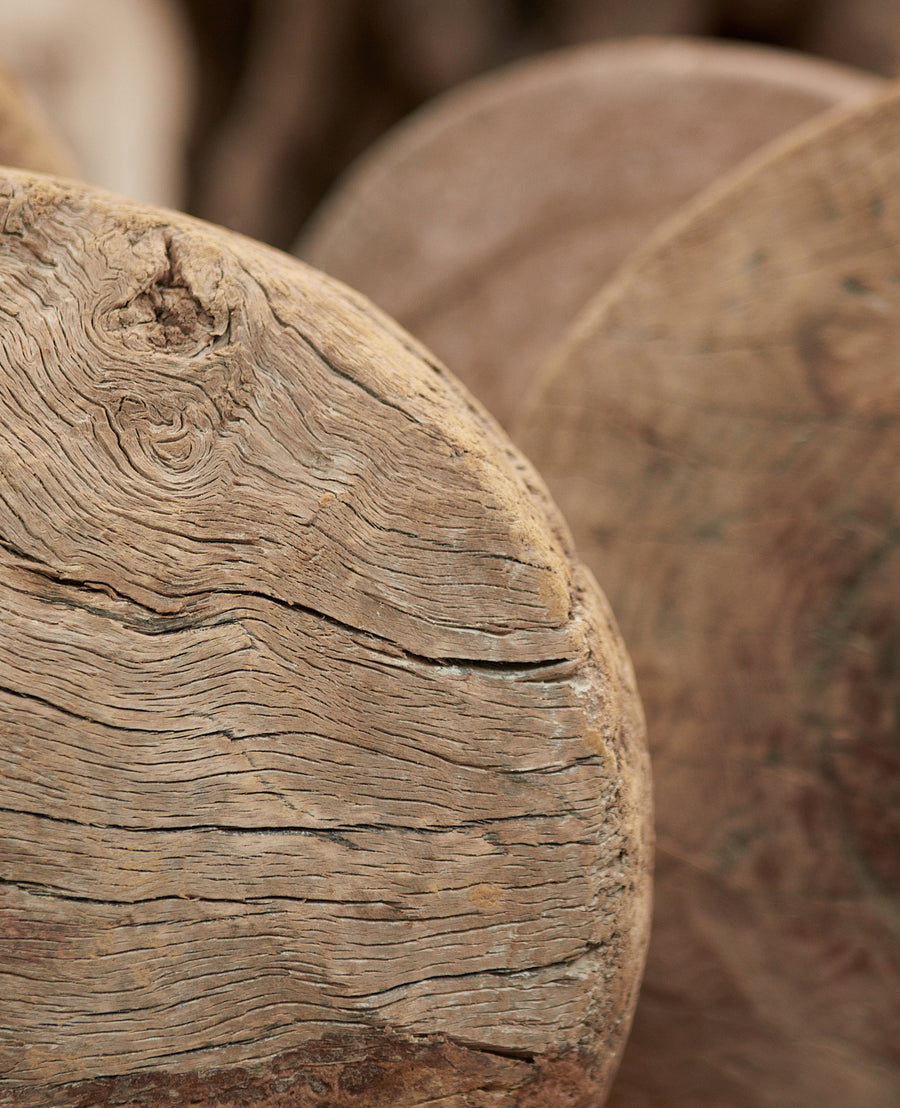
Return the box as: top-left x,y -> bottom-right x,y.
516,87 -> 900,1107
0,170 -> 650,1107
0,67 -> 74,178
298,37 -> 881,429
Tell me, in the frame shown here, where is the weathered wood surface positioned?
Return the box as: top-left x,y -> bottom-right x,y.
0,171 -> 651,1106
516,88 -> 900,1106
298,38 -> 880,429
0,68 -> 74,178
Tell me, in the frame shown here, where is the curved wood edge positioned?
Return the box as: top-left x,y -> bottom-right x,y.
515,81 -> 900,1108
297,36 -> 881,429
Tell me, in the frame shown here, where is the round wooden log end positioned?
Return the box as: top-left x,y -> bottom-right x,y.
0,170 -> 650,1107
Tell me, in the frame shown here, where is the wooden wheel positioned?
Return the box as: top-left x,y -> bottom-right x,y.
517,87 -> 900,1107
299,38 -> 880,428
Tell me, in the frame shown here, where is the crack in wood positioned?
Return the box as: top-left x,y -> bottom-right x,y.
0,532 -> 581,674
0,171 -> 650,1103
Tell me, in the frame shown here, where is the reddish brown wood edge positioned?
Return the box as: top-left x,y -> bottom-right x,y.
3,1031 -> 606,1107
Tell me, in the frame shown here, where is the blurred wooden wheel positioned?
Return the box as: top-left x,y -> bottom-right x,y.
299,37 -> 880,428
517,85 -> 900,1107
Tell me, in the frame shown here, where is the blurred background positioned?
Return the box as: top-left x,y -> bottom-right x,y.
0,0 -> 896,251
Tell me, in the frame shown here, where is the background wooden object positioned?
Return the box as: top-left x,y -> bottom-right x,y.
0,0 -> 192,208
0,67 -> 74,178
0,170 -> 650,1107
182,0 -> 711,249
517,88 -> 900,1107
298,38 -> 880,429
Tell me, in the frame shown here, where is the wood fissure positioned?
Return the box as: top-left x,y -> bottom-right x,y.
0,170 -> 650,1105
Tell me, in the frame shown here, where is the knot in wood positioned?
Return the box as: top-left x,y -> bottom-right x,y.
111,391 -> 219,474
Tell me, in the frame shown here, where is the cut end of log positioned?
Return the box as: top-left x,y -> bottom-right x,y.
298,37 -> 881,430
0,170 -> 651,1106
518,83 -> 900,1108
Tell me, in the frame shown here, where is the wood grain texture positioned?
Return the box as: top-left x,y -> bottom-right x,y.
298,37 -> 880,428
0,171 -> 651,1106
516,87 -> 900,1106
